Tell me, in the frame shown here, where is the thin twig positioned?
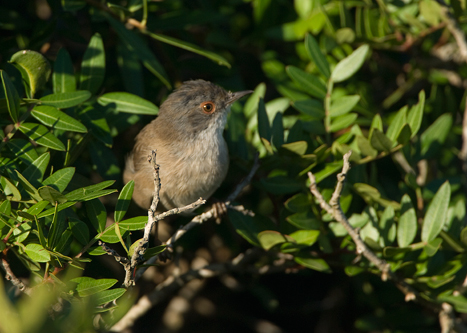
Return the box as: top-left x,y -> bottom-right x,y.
0,257 -> 31,295
436,0 -> 467,62
134,154 -> 260,280
111,248 -> 290,331
307,151 -> 439,312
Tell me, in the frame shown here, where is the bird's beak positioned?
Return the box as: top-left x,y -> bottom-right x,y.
227,90 -> 254,105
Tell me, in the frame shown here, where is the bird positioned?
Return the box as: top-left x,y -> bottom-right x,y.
123,79 -> 253,212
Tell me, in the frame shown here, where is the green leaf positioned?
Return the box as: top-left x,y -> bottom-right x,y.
290,230 -> 320,246
31,105 -> 87,132
19,123 -> 65,151
22,152 -> 50,185
25,243 -> 50,263
1,177 -> 21,201
228,209 -> 263,246
292,99 -> 324,118
397,194 -> 417,247
422,181 -> 450,242
257,97 -> 271,142
85,199 -> 107,233
40,90 -> 91,109
37,201 -> 75,218
1,70 -> 20,122
143,245 -> 166,259
407,90 -> 425,138
72,277 -> 118,297
260,176 -> 302,195
285,193 -> 310,213
61,0 -> 86,11
281,141 -> 308,155
379,205 -> 396,246
295,257 -> 331,273
106,16 -> 171,89
370,129 -> 393,152
357,135 -> 377,157
420,114 -> 452,157
10,50 -> 51,98
15,171 -> 41,201
286,66 -> 326,99
79,106 -> 112,146
7,139 -> 38,163
69,219 -> 89,245
331,44 -> 369,83
65,180 -> 115,201
117,41 -> 144,97
146,31 -> 230,68
386,105 -> 407,143
271,112 -> 284,148
119,216 -> 147,231
305,33 -> 330,78
330,113 -> 358,132
80,33 -> 105,94
53,48 -> 76,93
286,211 -> 321,230
314,161 -> 343,183
92,288 -> 126,305
27,200 -> 49,216
425,238 -> 442,257
98,92 -> 158,115
330,95 -> 360,118
43,167 -> 75,192
258,230 -> 288,250
114,180 -> 134,223
38,186 -> 67,204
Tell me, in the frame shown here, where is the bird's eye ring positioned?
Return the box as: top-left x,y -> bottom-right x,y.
201,101 -> 216,114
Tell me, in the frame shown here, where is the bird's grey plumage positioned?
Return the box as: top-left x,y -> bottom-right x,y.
123,80 -> 252,211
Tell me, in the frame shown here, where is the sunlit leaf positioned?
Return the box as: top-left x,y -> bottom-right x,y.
80,33 -> 105,94
98,92 -> 158,115
397,194 -> 417,247
10,50 -> 51,97
31,105 -> 87,132
331,44 -> 369,83
53,48 -> 76,93
422,181 -> 450,242
305,33 -> 330,78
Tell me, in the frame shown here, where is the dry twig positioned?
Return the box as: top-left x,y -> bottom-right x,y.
0,257 -> 31,295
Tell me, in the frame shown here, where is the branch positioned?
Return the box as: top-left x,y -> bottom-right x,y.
134,153 -> 260,281
436,0 -> 467,63
111,248 -> 292,331
0,257 -> 31,295
307,151 -> 440,312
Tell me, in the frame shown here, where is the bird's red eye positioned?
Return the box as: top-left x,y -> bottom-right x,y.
201,102 -> 216,114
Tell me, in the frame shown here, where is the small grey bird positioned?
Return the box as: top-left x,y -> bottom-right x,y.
123,80 -> 252,211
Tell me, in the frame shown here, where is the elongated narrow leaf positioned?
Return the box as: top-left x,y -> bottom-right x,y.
69,219 -> 89,245
117,41 -> 144,97
420,113 -> 452,157
93,288 -> 126,305
7,139 -> 38,163
15,171 -> 41,201
40,90 -> 91,109
146,31 -> 230,68
330,95 -> 360,118
370,129 -> 393,152
65,180 -> 115,201
32,105 -> 87,132
292,99 -> 324,118
106,16 -> 170,88
80,33 -> 105,94
422,181 -> 450,242
386,105 -> 407,143
305,33 -> 330,78
19,123 -> 66,151
85,199 -> 107,233
407,90 -> 425,138
114,180 -> 134,222
72,277 -> 118,297
286,66 -> 326,99
257,97 -> 271,142
295,257 -> 331,273
43,167 -> 75,192
23,152 -> 50,185
38,186 -> 67,204
27,200 -> 49,216
397,194 -> 417,247
53,48 -> 76,93
330,113 -> 358,132
25,243 -> 50,263
258,231 -> 288,250
1,70 -> 20,122
290,230 -> 320,246
10,50 -> 51,98
1,177 -> 21,200
331,44 -> 369,83
37,201 -> 75,218
98,92 -> 158,115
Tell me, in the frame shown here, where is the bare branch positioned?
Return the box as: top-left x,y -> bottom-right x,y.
0,257 -> 31,295
308,151 -> 440,312
436,0 -> 467,62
